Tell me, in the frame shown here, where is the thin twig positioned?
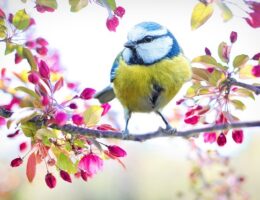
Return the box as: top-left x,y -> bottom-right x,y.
0,107 -> 260,142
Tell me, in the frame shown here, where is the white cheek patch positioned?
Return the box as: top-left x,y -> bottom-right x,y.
122,48 -> 132,63
137,36 -> 173,64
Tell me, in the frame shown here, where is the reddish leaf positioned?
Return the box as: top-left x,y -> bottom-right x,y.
53,77 -> 64,93
26,152 -> 36,182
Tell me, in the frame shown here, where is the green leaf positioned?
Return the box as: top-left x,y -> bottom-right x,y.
83,105 -> 103,127
65,142 -> 72,151
69,0 -> 88,12
230,99 -> 246,110
36,0 -> 58,9
0,25 -> 6,38
234,88 -> 255,100
192,55 -> 219,67
185,83 -> 201,98
36,128 -> 57,139
239,65 -> 255,79
217,2 -> 233,22
21,122 -> 38,137
15,86 -> 40,100
13,9 -> 30,30
233,54 -> 249,68
23,48 -> 37,71
5,42 -> 16,55
57,153 -> 77,174
16,45 -> 24,56
192,67 -> 209,81
218,42 -> 230,63
0,19 -> 5,25
74,139 -> 86,148
191,2 -> 214,30
208,70 -> 224,86
42,136 -> 52,147
107,0 -> 116,10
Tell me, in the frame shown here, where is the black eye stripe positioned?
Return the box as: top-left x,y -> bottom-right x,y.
136,34 -> 168,44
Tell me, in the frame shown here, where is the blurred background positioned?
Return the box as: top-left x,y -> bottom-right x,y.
1,0 -> 260,199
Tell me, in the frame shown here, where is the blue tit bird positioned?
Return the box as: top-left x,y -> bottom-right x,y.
95,22 -> 192,134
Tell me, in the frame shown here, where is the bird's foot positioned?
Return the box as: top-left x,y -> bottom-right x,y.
159,126 -> 177,135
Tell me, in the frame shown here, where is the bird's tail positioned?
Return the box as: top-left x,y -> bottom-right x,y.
94,85 -> 115,104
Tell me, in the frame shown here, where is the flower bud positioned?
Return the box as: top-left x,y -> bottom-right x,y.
39,60 -> 50,79
10,157 -> 23,167
106,15 -> 119,32
232,129 -> 244,144
45,173 -> 57,189
69,103 -> 78,109
72,114 -> 84,126
41,95 -> 50,106
217,133 -> 227,146
28,72 -> 40,84
36,46 -> 48,56
205,47 -> 211,56
108,145 -> 127,157
19,142 -> 27,152
54,111 -> 68,126
80,88 -> 96,100
230,31 -> 237,43
184,115 -> 199,125
60,170 -> 72,183
36,37 -> 49,46
15,53 -> 23,64
101,103 -> 111,116
252,65 -> 260,77
114,6 -> 125,18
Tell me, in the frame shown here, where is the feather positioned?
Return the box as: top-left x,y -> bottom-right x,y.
94,85 -> 115,104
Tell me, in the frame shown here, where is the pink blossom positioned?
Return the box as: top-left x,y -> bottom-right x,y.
28,72 -> 40,84
72,114 -> 84,126
108,145 -> 127,157
252,65 -> 260,77
54,111 -> 68,126
114,6 -> 125,18
36,4 -> 55,13
101,103 -> 111,116
45,173 -> 56,189
106,15 -> 119,32
78,153 -> 103,176
80,88 -> 96,100
245,12 -> 260,28
203,132 -> 216,143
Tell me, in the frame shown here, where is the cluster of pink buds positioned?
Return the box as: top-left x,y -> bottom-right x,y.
104,4 -> 125,32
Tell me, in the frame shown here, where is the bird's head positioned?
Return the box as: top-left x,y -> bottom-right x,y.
122,22 -> 181,65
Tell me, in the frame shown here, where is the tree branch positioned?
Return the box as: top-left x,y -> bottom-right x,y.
231,80 -> 260,95
1,107 -> 260,142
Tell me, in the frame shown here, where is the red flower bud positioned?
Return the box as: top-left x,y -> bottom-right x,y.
39,60 -> 50,79
230,31 -> 237,43
72,114 -> 84,126
176,99 -> 185,105
80,170 -> 89,182
184,115 -> 199,125
252,52 -> 260,60
41,95 -> 50,106
47,158 -> 56,166
252,65 -> 260,77
114,6 -> 125,18
7,130 -> 20,138
217,133 -> 227,146
10,157 -> 23,167
29,18 -> 36,26
203,132 -> 216,143
60,170 -> 72,183
25,41 -> 36,49
28,72 -> 40,84
19,142 -> 27,152
207,67 -> 214,73
45,173 -> 57,189
108,145 -> 127,157
36,37 -> 49,46
101,103 -> 111,116
54,111 -> 68,126
106,15 -> 119,32
232,129 -> 244,144
36,46 -> 48,56
0,8 -> 6,18
205,47 -> 211,56
69,103 -> 77,109
80,88 -> 96,100
15,53 -> 23,64
0,117 -> 6,126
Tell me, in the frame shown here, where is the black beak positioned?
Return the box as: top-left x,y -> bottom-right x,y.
124,41 -> 136,49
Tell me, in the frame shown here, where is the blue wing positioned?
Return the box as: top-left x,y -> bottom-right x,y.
110,52 -> 122,82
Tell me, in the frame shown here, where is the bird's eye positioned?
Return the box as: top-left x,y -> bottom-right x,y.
143,36 -> 153,43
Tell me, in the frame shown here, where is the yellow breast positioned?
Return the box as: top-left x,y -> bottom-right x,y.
113,55 -> 192,112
